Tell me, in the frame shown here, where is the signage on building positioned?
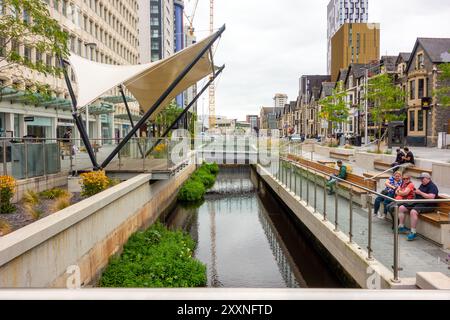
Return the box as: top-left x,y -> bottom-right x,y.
24,116 -> 35,122
421,97 -> 432,108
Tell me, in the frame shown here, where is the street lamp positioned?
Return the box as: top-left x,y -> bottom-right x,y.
84,42 -> 97,139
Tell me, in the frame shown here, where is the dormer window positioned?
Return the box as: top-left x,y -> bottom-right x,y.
417,53 -> 424,69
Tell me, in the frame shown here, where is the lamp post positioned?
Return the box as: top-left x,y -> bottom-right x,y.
363,63 -> 383,145
84,42 -> 97,139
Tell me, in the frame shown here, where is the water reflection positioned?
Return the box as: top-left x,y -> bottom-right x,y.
166,166 -> 342,288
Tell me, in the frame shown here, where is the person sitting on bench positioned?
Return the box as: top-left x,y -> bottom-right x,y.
326,160 -> 347,195
402,147 -> 415,166
398,172 -> 439,241
373,171 -> 402,219
391,148 -> 405,173
387,173 -> 415,228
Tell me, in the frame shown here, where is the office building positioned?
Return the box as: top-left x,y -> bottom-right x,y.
327,0 -> 368,74
331,23 -> 380,82
0,0 -> 141,141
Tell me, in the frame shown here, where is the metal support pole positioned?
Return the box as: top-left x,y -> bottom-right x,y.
69,139 -> 74,175
323,180 -> 327,221
392,205 -> 400,283
101,25 -> 226,169
334,181 -> 339,231
349,186 -> 353,243
2,140 -> 6,175
294,168 -> 297,196
289,165 -> 292,190
367,197 -> 374,261
42,140 -> 46,176
314,171 -> 317,212
306,166 -> 310,206
300,165 -> 303,199
59,56 -> 99,169
119,85 -> 144,158
24,139 -> 28,179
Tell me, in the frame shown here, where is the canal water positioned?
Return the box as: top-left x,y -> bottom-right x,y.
165,166 -> 343,288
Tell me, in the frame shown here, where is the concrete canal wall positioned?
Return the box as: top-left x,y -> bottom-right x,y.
256,164 -> 402,289
0,163 -> 195,288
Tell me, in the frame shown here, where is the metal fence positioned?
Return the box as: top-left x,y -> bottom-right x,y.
276,142 -> 450,282
0,136 -> 186,179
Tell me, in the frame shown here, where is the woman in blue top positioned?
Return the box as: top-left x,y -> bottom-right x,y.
373,171 -> 402,219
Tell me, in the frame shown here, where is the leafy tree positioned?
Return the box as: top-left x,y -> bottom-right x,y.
366,73 -> 405,152
435,61 -> 450,107
154,101 -> 183,137
0,0 -> 69,101
319,81 -> 349,141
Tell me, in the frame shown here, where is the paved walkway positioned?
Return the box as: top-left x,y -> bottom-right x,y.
277,163 -> 450,279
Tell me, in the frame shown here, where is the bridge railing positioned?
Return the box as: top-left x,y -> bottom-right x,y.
0,136 -> 193,177
277,154 -> 450,283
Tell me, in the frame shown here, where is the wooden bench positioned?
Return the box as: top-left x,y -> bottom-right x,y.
363,171 -> 391,182
420,196 -> 450,226
317,160 -> 336,165
287,154 -> 376,195
330,151 -> 351,161
374,160 -> 432,178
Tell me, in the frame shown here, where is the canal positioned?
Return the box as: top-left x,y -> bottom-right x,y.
165,166 -> 343,288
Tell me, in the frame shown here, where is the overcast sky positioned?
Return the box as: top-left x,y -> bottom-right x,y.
186,0 -> 450,121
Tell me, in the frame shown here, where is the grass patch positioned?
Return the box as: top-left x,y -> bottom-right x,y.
51,194 -> 73,213
178,163 -> 219,202
99,223 -> 206,288
39,188 -> 70,200
0,218 -> 12,236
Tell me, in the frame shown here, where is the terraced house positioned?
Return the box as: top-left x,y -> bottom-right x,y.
402,38 -> 450,147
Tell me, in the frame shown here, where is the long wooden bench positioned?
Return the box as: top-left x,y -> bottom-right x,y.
330,150 -> 351,161
317,160 -> 336,165
374,160 -> 432,178
287,154 -> 376,195
420,196 -> 450,226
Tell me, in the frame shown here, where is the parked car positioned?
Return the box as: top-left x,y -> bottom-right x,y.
290,134 -> 302,142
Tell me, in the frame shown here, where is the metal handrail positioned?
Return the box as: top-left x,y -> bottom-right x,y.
280,155 -> 450,283
282,156 -> 449,205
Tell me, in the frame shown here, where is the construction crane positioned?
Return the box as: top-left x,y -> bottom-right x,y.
185,0 -> 199,36
208,0 -> 216,130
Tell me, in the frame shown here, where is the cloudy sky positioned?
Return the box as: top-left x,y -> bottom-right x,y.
187,0 -> 450,121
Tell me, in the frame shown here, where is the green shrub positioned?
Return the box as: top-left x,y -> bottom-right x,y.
99,223 -> 206,288
203,162 -> 219,175
191,168 -> 216,189
178,179 -> 206,202
177,163 -> 219,203
0,176 -> 16,214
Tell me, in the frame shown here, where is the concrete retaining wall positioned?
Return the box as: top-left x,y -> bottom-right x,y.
432,162 -> 450,189
0,163 -> 195,288
257,164 -> 399,289
13,173 -> 68,203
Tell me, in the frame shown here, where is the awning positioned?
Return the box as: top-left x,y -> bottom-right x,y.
69,32 -> 217,121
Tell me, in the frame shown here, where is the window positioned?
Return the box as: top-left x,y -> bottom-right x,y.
417,53 -> 424,69
409,110 -> 415,132
46,54 -> 53,67
409,80 -> 415,100
24,46 -> 32,61
36,50 -> 42,63
418,110 -> 424,131
418,78 -> 426,98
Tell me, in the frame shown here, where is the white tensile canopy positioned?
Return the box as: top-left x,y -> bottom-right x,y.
69,33 -> 216,121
